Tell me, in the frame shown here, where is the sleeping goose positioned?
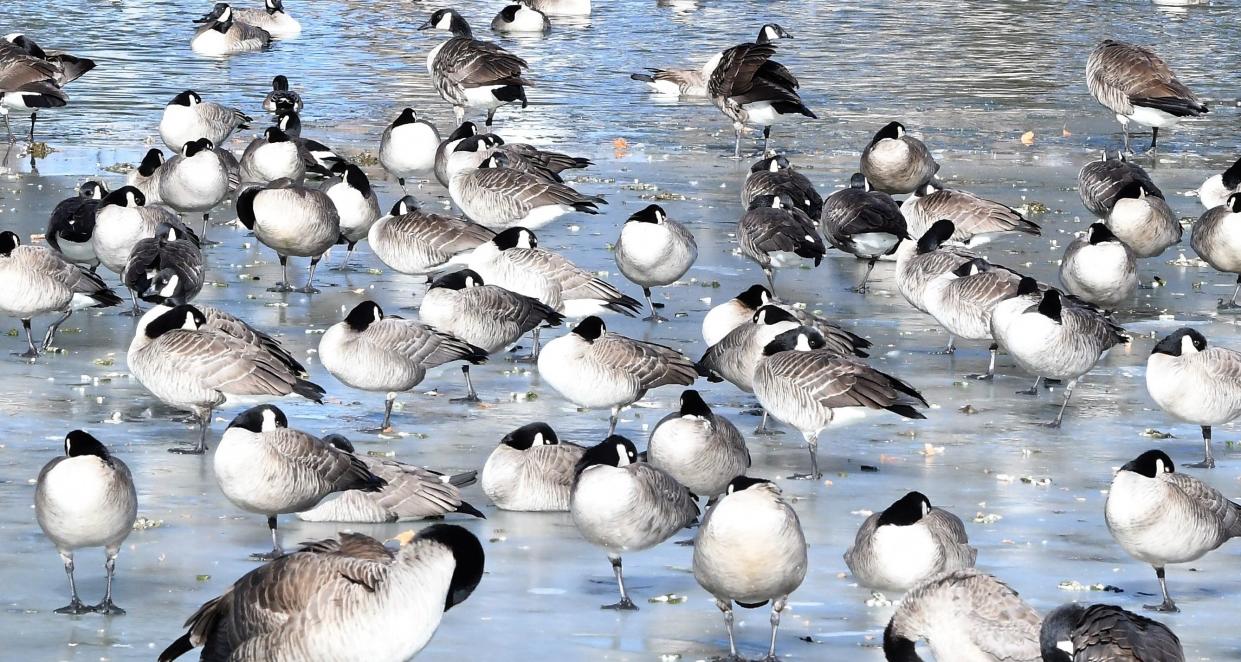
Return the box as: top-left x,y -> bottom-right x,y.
1059,222 -> 1138,311
158,90 -> 251,153
190,3 -> 271,56
121,222 -> 204,312
614,204 -> 697,322
1086,39 -> 1207,152
708,40 -> 815,157
844,491 -> 975,592
631,23 -> 792,99
127,148 -> 166,205
275,110 -> 345,176
435,121 -> 480,187
922,257 -> 1022,377
450,152 -> 604,230
821,172 -> 909,292
901,181 -> 1040,248
239,126 -> 305,184
737,192 -> 825,293
159,138 -> 232,241
1190,193 -> 1241,310
701,283 -> 872,356
261,74 -> 301,113
1078,151 -> 1162,217
647,389 -> 749,500
380,107 -> 440,188
232,0 -> 301,39
1105,182 -> 1181,258
91,186 -> 184,285
482,422 -> 586,512
1146,328 -> 1241,468
1040,603 -> 1183,661
491,4 -> 550,33
236,178 -> 341,293
444,135 -> 564,184
523,0 -> 591,16
742,153 -> 821,220
45,180 -> 107,271
419,9 -> 530,128
859,121 -> 939,195
697,304 -> 804,397
1197,157 -> 1241,210
368,196 -> 495,276
321,162 -> 380,270
894,220 -> 978,320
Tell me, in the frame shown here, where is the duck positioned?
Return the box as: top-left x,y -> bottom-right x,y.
159,138 -> 232,241
419,9 -> 530,128
631,23 -> 792,99
922,257 -> 1022,377
708,40 -> 814,157
158,90 -> 251,153
859,121 -> 939,195
239,126 -> 305,184
236,178 -> 340,293
1086,39 -> 1207,152
121,222 -> 204,312
1146,328 -> 1241,468
158,526 -> 484,662
742,153 -> 822,219
191,3 -> 271,56
522,0 -> 591,16
318,301 -> 487,431
571,435 -> 698,609
901,181 -> 1040,248
1190,193 -> 1241,310
232,0 -> 301,39
614,204 -> 697,322
491,4 -> 550,33
1078,150 -> 1163,217
321,162 -> 380,270
1059,222 -> 1138,311
821,172 -> 909,292
1105,182 -> 1181,258
380,108 -> 441,188
701,284 -> 873,356
1040,602 -> 1183,661
647,390 -> 749,500
737,193 -> 825,293
261,74 -> 301,112
368,196 -> 495,276
844,491 -> 975,592
45,180 -> 107,271
482,422 -> 586,511
450,152 -> 604,231
693,476 -> 805,660
1197,157 -> 1241,210
539,316 -> 697,434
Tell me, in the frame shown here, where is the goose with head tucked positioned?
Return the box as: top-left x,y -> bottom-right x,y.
647,390 -> 749,500
859,121 -> 939,195
122,222 -> 204,312
380,107 -> 441,188
232,0 -> 301,39
419,8 -> 531,128
1147,328 -> 1241,468
262,74 -> 301,113
159,90 -> 251,153
742,153 -> 821,219
922,257 -> 1022,378
614,204 -> 697,322
901,181 -> 1040,249
1190,193 -> 1241,311
240,126 -> 305,184
236,178 -> 340,293
1086,39 -> 1207,153
697,304 -> 805,397
1040,602 -> 1183,662
321,161 -> 380,270
483,422 -> 586,512
1197,157 -> 1241,211
451,151 -> 604,231
368,195 -> 495,276
1059,222 -> 1138,312
491,3 -> 550,33
1078,151 -> 1162,217
160,138 -> 232,241
45,180 -> 107,271
845,491 -> 975,592
1105,182 -> 1181,258
708,38 -> 815,158
275,109 -> 345,177
701,284 -> 872,357
738,192 -> 825,294
127,148 -> 166,205
822,172 -> 909,292
91,186 -> 187,311
435,121 -> 480,187
894,220 -> 978,324
191,3 -> 272,56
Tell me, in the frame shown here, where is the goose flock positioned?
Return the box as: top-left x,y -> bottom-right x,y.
5,1 -> 1241,661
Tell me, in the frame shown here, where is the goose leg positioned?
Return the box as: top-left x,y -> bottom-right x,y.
788,431 -> 820,480
1016,376 -> 1043,396
931,336 -> 955,355
250,515 -> 283,561
1187,425 -> 1215,469
762,597 -> 788,662
3,113 -> 13,143
732,122 -> 743,159
1044,379 -> 1077,428
295,257 -> 322,294
715,599 -> 739,659
761,126 -> 771,155
601,554 -> 638,610
122,289 -> 143,316
514,327 -> 542,363
15,319 -> 38,358
54,552 -> 90,615
1218,275 -> 1241,310
1144,566 -> 1178,612
452,364 -> 480,403
42,310 -> 72,351
853,258 -> 878,293
763,267 -> 776,294
91,550 -> 125,615
753,410 -> 782,436
171,407 -> 212,454
198,212 -> 220,246
641,287 -> 665,323
454,106 -> 465,126
397,177 -> 406,191
378,392 -> 397,432
1121,121 -> 1131,154
969,343 -> 998,380
485,108 -> 496,131
333,241 -> 358,272
608,406 -> 619,436
267,255 -> 295,292
1147,127 -> 1159,153
28,112 -> 36,143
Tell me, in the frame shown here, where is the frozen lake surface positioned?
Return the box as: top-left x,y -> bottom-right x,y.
2,0 -> 1241,659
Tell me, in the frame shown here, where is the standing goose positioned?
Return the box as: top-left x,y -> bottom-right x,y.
883,569 -> 1042,662
901,181 -> 1040,248
435,121 -> 480,187
158,526 -> 484,662
632,24 -> 791,99
319,301 -> 487,431
742,154 -> 822,219
45,180 -> 107,271
369,196 -> 495,275
127,304 -> 325,454
708,40 -> 815,158
0,231 -> 121,357
844,491 -> 975,592
0,79 -> 65,142
859,121 -> 939,195
419,9 -> 530,128
1105,182 -> 1181,258
35,430 -> 137,615
190,3 -> 272,56
647,389 -> 749,500
701,285 -> 871,356
127,148 -> 166,205
614,204 -> 698,322
122,223 -> 204,311
752,328 -> 928,479
1190,193 -> 1241,310
539,316 -> 698,434
697,304 -> 804,396
737,193 -> 825,293
1040,603 -> 1184,661
821,172 -> 910,292
1086,39 -> 1207,152
419,268 -> 564,401
1078,151 -> 1163,217
239,126 -> 305,184
1059,222 -> 1138,311
491,4 -> 550,33
922,257 -> 1022,377
380,107 -> 440,188
0,34 -> 88,143
232,0 -> 301,39
895,220 -> 978,316
159,138 -> 232,241
1,34 -> 95,88
261,74 -> 301,112
451,152 -> 604,231
1146,328 -> 1241,468
158,90 -> 251,153
1197,157 -> 1241,210
482,422 -> 586,512
523,0 -> 591,16
236,178 -> 340,293
693,476 -> 805,660
1105,449 -> 1241,612
571,435 -> 698,609
321,162 -> 380,270
275,109 -> 345,176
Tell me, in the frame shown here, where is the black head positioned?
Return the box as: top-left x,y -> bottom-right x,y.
138,148 -> 165,176
420,9 -> 471,37
265,0 -> 285,14
951,257 -> 990,278
849,172 -> 868,190
726,475 -> 772,494
1121,449 -> 1175,478
0,230 -> 19,257
79,181 -> 108,199
417,524 -> 485,611
499,4 -> 522,21
871,121 -> 905,145
430,269 -> 483,291
393,107 -> 417,128
182,138 -> 210,158
762,327 -> 825,356
236,186 -> 260,229
480,152 -> 509,170
323,433 -> 355,453
1222,157 -> 1241,190
571,316 -> 605,341
263,127 -> 290,143
452,135 -> 488,154
1227,193 -> 1241,214
276,110 -> 302,135
501,422 -> 559,450
446,121 -> 478,142
1151,327 -> 1207,357
753,304 -> 797,325
749,154 -> 789,174
915,219 -> 955,254
575,435 -> 639,475
747,193 -> 782,211
169,90 -> 201,107
678,389 -> 712,418
756,23 -> 791,43
193,2 -> 230,24
144,304 -> 206,339
492,226 -> 536,250
1039,603 -> 1085,662
271,74 -> 290,91
345,301 -> 384,332
145,269 -> 190,305
227,404 -> 289,433
1037,289 -> 1062,323
1116,182 -> 1148,201
627,204 -> 666,224
338,163 -> 372,197
390,195 -> 419,216
877,491 -> 931,527
64,430 -> 110,460
7,34 -> 47,59
1016,276 -> 1039,296
735,284 -> 772,309
1086,222 -> 1118,245
882,621 -> 919,662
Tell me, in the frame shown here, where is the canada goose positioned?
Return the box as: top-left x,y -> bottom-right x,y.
901,181 -> 1040,248
35,430 -> 136,615
1078,151 -> 1163,217
859,121 -> 939,195
844,491 -> 975,592
0,79 -> 65,143
1059,222 -> 1138,311
571,435 -> 698,609
127,148 -> 166,205
1147,328 -> 1241,468
1,34 -> 95,87
752,328 -> 927,479
319,301 -> 487,430
239,126 -> 304,184
990,283 -> 1127,426
369,196 -> 495,275
122,223 -> 204,311
738,193 -> 825,293
708,40 -> 815,157
191,3 -> 271,56
697,304 -> 803,394
539,316 -> 697,434
822,172 -> 910,292
275,109 -> 345,176
1086,39 -> 1207,152
648,390 -> 749,499
232,0 -> 301,39
159,90 -> 251,153
92,186 -> 188,311
46,180 -> 107,271
435,121 -> 480,186
632,24 -> 791,98
490,134 -> 591,175
451,152 -> 604,231
321,162 -> 380,270
0,34 -> 89,142
160,138 -> 232,240
742,153 -> 822,219
419,9 -> 530,127
444,135 -> 565,184
159,525 -> 484,662
894,220 -> 978,319
1105,183 -> 1181,258
236,178 -> 340,293
127,304 -> 325,454
492,4 -> 550,33
523,0 -> 590,16
923,258 -> 1022,378
262,74 -> 301,112
380,108 -> 440,188
1040,603 -> 1183,661
1190,194 -> 1241,310
1106,449 -> 1241,612
1197,157 -> 1241,210
702,285 -> 872,359
883,569 -> 1042,662
693,476 -> 805,659
483,422 -> 586,511
420,268 -> 563,400
615,204 -> 697,322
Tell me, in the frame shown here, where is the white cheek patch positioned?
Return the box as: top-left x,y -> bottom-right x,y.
1181,335 -> 1199,355
437,14 -> 453,29
181,315 -> 198,330
921,501 -> 930,516
533,432 -> 545,446
794,334 -> 812,351
1156,458 -> 1166,474
1056,641 -> 1073,654
614,443 -> 632,467
372,307 -> 382,324
261,408 -> 279,432
768,160 -> 780,172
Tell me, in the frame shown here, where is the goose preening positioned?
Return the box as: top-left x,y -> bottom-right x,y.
159,138 -> 232,241
895,220 -> 979,325
523,0 -> 591,16
159,90 -> 251,153
191,3 -> 272,56
239,126 -> 305,184
883,569 -> 1042,662
753,327 -> 927,479
700,284 -> 873,356
737,192 -> 825,293
275,109 -> 346,176
1040,603 -> 1184,661
631,23 -> 792,99
419,268 -> 564,401
859,121 -> 939,195
1059,222 -> 1138,311
121,222 -> 205,313
232,0 -> 301,39
693,476 -> 805,660
1197,157 -> 1241,210
821,172 -> 910,292
538,316 -> 697,434
901,181 -> 1040,248
570,435 -> 698,609
483,422 -> 586,511
1105,449 -> 1241,612
92,186 -> 185,303
158,525 -> 484,662
708,39 -> 815,157
614,204 -> 697,321
380,108 -> 441,187
236,178 -> 341,293
1086,39 -> 1207,152
1,33 -> 95,87
127,304 -> 325,454
1190,193 -> 1241,310
319,301 -> 487,430
419,9 -> 530,127
450,152 -> 604,231
46,180 -> 107,271
1146,328 -> 1241,468
443,134 -> 582,185
1077,151 -> 1163,218
35,430 -> 137,615
368,195 -> 496,275
492,4 -> 550,33
262,74 -> 302,113
1104,183 -> 1181,258
321,162 -> 381,270
0,34 -> 92,142
922,257 -> 1022,377
647,390 -> 750,499
742,153 -> 822,220
844,491 -> 975,592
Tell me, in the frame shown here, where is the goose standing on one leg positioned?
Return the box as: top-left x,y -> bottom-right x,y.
647,390 -> 749,500
368,196 -> 495,276
1059,222 -> 1138,312
380,108 -> 440,188
707,39 -> 814,158
895,220 -> 980,353
1040,603 -> 1184,661
859,121 -> 939,195
821,172 -> 909,292
1086,39 -> 1207,153
737,193 -> 825,294
1191,193 -> 1241,311
236,179 -> 340,293
419,9 -> 530,128
1147,328 -> 1241,468
844,491 -> 975,592
321,162 -> 380,271
614,204 -> 697,322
